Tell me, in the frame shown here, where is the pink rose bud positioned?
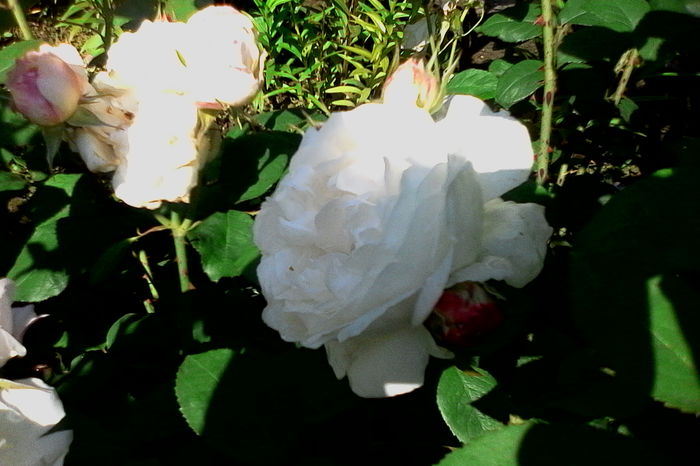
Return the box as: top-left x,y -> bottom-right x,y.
427,282 -> 503,347
382,57 -> 440,110
6,47 -> 85,126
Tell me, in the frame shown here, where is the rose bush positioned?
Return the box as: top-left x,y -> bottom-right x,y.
254,61 -> 552,397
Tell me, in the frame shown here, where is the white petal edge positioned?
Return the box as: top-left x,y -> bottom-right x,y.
437,95 -> 534,201
325,326 -> 451,398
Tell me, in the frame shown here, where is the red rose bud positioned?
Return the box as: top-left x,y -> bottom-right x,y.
427,282 -> 503,347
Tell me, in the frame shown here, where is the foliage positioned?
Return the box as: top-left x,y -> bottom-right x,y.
0,0 -> 698,465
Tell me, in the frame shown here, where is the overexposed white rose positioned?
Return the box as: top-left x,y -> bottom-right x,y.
105,19 -> 191,96
106,6 -> 264,107
254,60 -> 552,398
65,5 -> 265,208
185,6 -> 266,108
110,93 -> 200,209
0,377 -> 72,466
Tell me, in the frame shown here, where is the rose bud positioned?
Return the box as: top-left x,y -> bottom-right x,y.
6,45 -> 87,126
382,57 -> 440,111
426,282 -> 503,347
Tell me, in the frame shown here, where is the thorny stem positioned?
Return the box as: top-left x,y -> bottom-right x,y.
537,0 -> 557,185
8,0 -> 33,40
137,249 -> 159,313
170,210 -> 193,293
611,48 -> 639,106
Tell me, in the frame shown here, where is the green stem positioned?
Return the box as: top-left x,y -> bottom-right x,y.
537,0 -> 557,185
170,210 -> 192,293
8,0 -> 33,40
137,249 -> 159,308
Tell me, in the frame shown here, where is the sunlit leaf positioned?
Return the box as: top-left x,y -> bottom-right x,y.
188,210 -> 259,282
437,367 -> 502,443
495,60 -> 544,108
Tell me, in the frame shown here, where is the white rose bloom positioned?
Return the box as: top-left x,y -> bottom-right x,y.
106,6 -> 264,107
110,93 -> 200,209
105,20 -> 192,96
0,279 -> 39,368
67,5 -> 265,208
254,62 -> 552,397
0,377 -> 72,466
184,6 -> 266,108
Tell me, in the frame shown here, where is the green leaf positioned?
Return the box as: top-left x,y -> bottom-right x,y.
488,59 -> 513,78
0,40 -> 41,84
224,131 -> 298,204
446,69 -> 498,100
437,366 -> 502,443
476,3 -> 542,42
647,275 -> 700,412
176,348 -> 236,435
6,173 -> 131,302
104,313 -> 144,350
495,60 -> 544,108
161,0 -> 215,21
188,210 -> 259,282
438,423 -> 663,465
0,99 -> 40,147
253,109 -> 321,132
617,96 -> 638,122
89,238 -> 136,285
7,221 -> 69,302
7,174 -> 81,302
0,171 -> 26,192
571,159 -> 700,415
558,26 -> 634,64
559,0 -> 651,33
174,348 -> 352,464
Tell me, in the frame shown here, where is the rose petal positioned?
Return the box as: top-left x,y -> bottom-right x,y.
450,199 -> 552,287
326,326 -> 450,397
0,378 -> 71,465
438,95 -> 534,200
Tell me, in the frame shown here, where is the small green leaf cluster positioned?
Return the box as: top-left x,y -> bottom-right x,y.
252,0 -> 415,112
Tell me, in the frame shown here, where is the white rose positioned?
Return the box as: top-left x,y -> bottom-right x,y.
106,6 -> 264,107
0,377 -> 72,466
110,93 -> 200,209
254,70 -> 552,397
0,279 -> 39,368
184,6 -> 266,108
